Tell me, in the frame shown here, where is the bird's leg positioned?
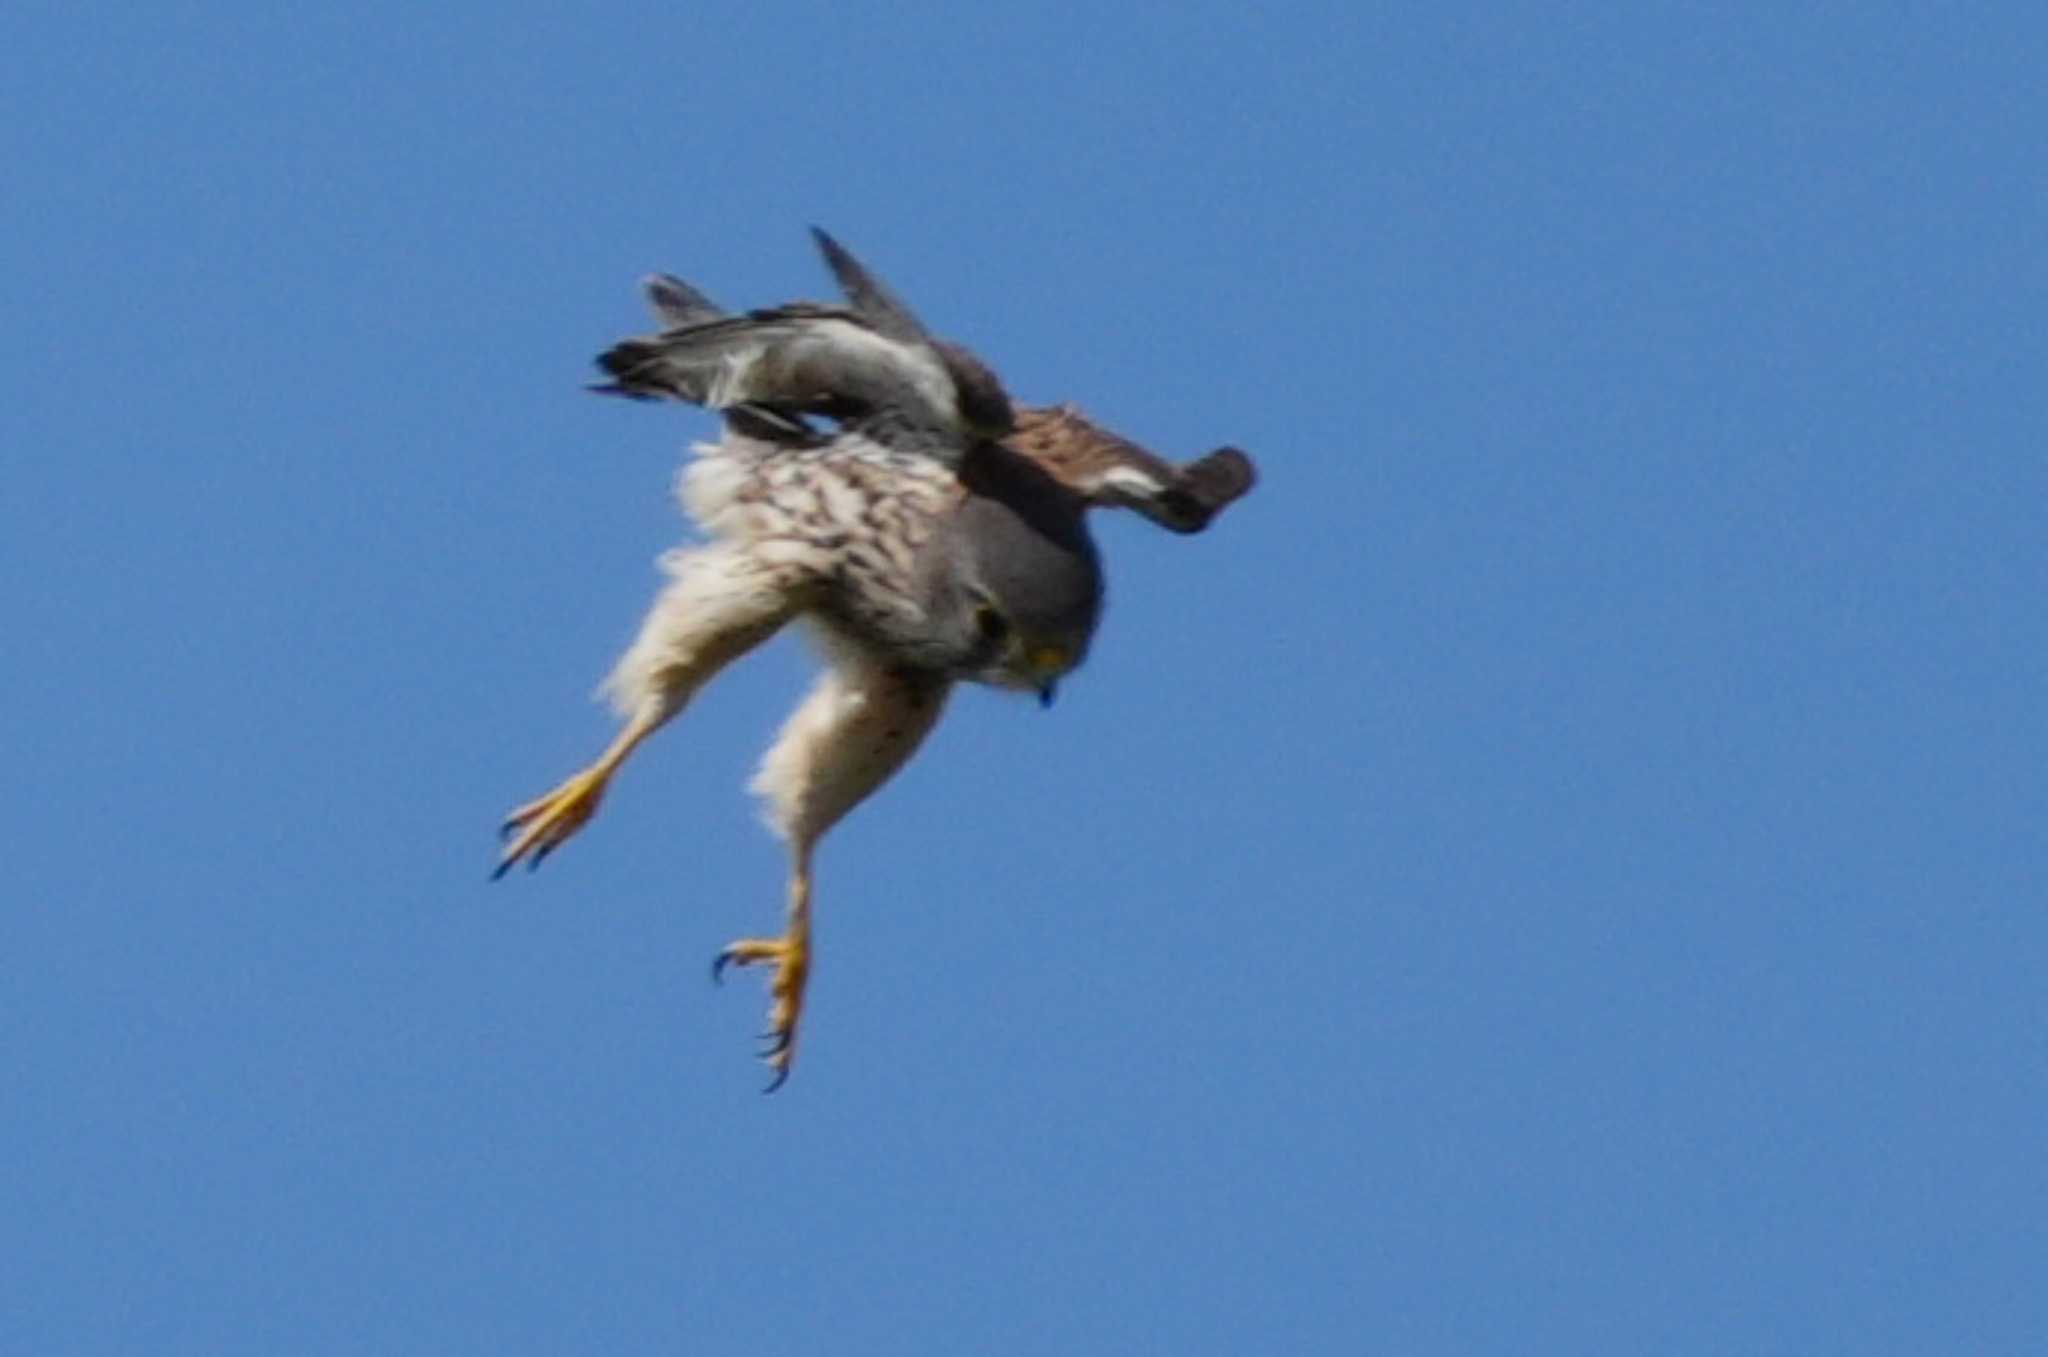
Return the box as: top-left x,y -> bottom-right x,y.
712,661 -> 953,1088
494,703 -> 663,877
493,544 -> 804,880
713,848 -> 815,1091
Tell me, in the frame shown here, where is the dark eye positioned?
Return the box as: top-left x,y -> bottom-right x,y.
974,604 -> 1010,644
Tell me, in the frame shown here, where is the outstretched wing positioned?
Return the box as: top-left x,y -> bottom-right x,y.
1003,404 -> 1257,534
591,231 -> 1011,447
594,303 -> 955,417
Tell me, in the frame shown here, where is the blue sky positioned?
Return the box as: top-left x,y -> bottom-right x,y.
5,2 -> 2043,1352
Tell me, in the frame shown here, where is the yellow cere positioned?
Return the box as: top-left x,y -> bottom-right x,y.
1027,645 -> 1072,678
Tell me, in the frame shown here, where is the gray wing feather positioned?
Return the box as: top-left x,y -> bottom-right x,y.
593,308 -> 949,426
641,274 -> 725,328
809,227 -> 930,343
593,232 -> 1006,461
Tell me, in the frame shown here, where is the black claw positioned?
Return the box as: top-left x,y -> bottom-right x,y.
489,857 -> 513,882
711,950 -> 738,985
757,1029 -> 792,1057
761,1066 -> 790,1094
497,817 -> 519,841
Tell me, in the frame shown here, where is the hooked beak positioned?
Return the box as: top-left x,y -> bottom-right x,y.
1024,644 -> 1070,709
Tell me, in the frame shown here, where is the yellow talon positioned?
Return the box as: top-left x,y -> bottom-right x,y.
714,924 -> 811,1090
495,767 -> 609,877
495,707 -> 663,881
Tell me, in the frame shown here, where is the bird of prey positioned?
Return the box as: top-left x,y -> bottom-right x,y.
496,230 -> 1255,1088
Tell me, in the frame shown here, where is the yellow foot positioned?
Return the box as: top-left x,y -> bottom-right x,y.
494,767 -> 609,878
713,932 -> 810,1091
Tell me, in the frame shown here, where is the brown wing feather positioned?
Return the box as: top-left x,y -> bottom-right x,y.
1003,405 -> 1256,534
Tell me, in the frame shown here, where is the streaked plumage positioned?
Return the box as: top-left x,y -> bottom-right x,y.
1006,403 -> 1256,534
497,231 -> 1255,1087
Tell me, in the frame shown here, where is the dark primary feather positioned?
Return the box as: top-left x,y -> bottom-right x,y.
1160,447 -> 1258,532
809,230 -> 1011,436
591,304 -> 880,405
810,226 -> 930,343
642,273 -> 724,328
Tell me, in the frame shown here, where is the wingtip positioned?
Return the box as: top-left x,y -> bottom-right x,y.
586,381 -> 657,401
640,273 -> 723,328
808,225 -> 851,276
1191,446 -> 1258,496
1161,446 -> 1257,531
806,227 -> 928,342
588,338 -> 678,401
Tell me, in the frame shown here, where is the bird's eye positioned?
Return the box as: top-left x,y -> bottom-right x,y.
974,604 -> 1010,644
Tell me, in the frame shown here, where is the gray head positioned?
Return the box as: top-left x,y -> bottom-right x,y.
914,446 -> 1103,703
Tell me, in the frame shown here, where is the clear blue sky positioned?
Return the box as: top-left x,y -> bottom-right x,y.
6,3 -> 2043,1352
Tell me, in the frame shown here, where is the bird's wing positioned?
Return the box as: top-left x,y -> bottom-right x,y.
640,273 -> 726,329
596,230 -> 944,417
1003,404 -> 1257,534
809,227 -> 932,344
614,277 -> 817,440
595,231 -> 1011,449
592,302 -> 960,426
810,229 -> 1013,437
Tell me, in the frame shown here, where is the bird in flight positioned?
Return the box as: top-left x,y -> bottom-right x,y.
496,230 -> 1256,1088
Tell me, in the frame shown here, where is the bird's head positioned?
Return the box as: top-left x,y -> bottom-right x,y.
920,450 -> 1103,704
958,579 -> 1096,707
